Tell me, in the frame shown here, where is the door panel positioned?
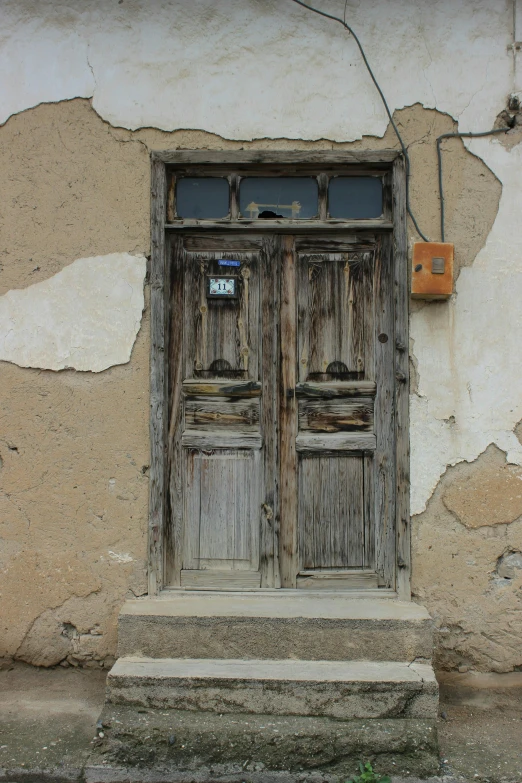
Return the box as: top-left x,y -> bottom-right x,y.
298,397 -> 374,433
297,252 -> 374,382
288,243 -> 393,589
183,252 -> 259,380
298,455 -> 364,568
171,242 -> 265,588
182,449 -> 260,580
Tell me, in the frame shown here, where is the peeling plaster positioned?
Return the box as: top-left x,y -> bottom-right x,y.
0,0 -> 512,139
410,140 -> 522,514
0,253 -> 146,372
108,551 -> 134,563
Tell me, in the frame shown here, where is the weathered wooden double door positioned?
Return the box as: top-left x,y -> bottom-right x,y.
168,232 -> 396,590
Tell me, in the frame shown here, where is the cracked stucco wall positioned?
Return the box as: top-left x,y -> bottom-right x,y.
1,0 -> 522,672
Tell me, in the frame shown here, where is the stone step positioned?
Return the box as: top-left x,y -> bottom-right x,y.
90,704 -> 439,778
107,657 -> 438,720
118,593 -> 433,662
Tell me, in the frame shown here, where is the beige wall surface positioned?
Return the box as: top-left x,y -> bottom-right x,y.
1,0 -> 522,673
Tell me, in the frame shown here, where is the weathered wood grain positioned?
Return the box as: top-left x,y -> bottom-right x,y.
363,453 -> 376,573
166,235 -> 184,586
295,235 -> 376,252
181,430 -> 262,450
298,456 -> 365,569
181,570 -> 261,588
298,253 -> 374,382
296,381 -> 376,398
298,398 -> 373,433
297,570 -> 379,589
183,380 -> 261,397
166,219 -> 393,232
260,235 -> 280,587
184,398 -> 260,431
374,233 -> 396,589
149,157 -> 168,595
295,433 -> 376,452
393,156 -> 411,600
279,236 -> 298,588
154,149 -> 400,165
184,235 -> 263,251
183,449 -> 260,572
182,251 -> 259,380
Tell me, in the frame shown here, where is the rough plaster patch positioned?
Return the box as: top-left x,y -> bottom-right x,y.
15,592 -> 123,668
0,253 -> 146,372
410,140 -> 522,514
412,446 -> 522,673
443,460 -> 522,528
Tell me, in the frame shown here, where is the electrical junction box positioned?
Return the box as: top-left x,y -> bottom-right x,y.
411,242 -> 454,299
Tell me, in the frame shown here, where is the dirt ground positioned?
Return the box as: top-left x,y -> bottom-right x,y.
0,664 -> 521,782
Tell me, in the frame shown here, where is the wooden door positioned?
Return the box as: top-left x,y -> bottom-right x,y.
279,235 -> 395,589
168,233 -> 396,590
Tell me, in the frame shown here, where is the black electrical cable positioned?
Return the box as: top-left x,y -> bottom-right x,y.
290,0 -> 430,241
436,128 -> 510,242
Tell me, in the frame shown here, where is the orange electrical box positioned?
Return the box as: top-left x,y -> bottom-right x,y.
411,242 -> 454,299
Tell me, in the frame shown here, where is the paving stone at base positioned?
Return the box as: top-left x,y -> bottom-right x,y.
90,704 -> 439,779
0,768 -> 83,782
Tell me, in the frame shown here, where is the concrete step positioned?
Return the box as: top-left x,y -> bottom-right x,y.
107,657 -> 438,720
91,704 -> 439,778
118,593 -> 433,662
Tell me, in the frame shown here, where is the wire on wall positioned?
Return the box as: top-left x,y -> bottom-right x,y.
436,129 -> 510,242
290,0 -> 430,241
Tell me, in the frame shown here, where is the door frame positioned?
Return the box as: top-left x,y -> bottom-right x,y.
147,150 -> 410,599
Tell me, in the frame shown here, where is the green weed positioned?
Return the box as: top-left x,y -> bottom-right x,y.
345,761 -> 391,783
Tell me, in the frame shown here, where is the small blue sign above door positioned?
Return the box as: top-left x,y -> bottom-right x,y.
218,259 -> 241,267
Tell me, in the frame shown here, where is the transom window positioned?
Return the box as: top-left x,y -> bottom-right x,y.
169,170 -> 385,222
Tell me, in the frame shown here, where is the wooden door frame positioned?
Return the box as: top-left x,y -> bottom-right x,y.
148,150 -> 410,599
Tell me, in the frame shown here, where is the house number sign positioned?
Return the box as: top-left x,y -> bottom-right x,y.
207,276 -> 238,298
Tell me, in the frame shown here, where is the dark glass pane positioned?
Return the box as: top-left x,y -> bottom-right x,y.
176,177 -> 229,219
239,177 -> 318,219
328,176 -> 383,219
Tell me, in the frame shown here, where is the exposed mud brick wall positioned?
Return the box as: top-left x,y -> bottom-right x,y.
0,98 -> 508,670
413,446 -> 522,673
0,101 -> 151,667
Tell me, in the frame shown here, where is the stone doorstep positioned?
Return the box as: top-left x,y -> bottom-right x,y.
120,594 -> 432,620
90,706 -> 440,778
118,595 -> 434,662
107,658 -> 438,720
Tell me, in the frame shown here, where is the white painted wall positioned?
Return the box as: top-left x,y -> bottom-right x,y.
0,0 -> 512,138
0,0 -> 520,512
0,254 -> 146,372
